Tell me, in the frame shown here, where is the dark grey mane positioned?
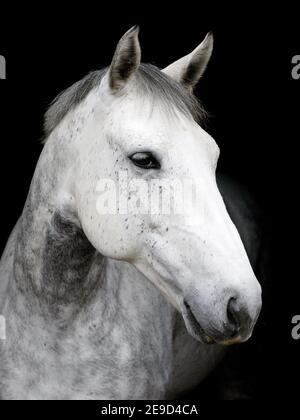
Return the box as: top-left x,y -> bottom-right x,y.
43,64 -> 207,140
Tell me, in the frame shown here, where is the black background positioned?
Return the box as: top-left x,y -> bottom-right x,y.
0,21 -> 299,400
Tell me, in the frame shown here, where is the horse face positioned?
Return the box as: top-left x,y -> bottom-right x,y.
77,27 -> 262,345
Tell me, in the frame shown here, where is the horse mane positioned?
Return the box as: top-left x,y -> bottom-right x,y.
43,64 -> 208,142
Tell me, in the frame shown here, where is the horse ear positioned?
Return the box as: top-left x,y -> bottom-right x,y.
109,25 -> 141,94
162,32 -> 214,91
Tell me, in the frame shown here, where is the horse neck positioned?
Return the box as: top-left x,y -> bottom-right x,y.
11,130 -> 107,322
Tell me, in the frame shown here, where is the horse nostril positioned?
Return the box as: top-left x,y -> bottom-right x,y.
227,297 -> 242,334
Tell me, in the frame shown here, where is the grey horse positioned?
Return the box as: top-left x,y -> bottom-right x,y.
0,27 -> 262,400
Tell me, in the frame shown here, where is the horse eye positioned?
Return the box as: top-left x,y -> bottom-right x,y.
129,152 -> 161,170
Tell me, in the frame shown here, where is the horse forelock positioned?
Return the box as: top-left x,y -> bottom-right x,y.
43,63 -> 208,143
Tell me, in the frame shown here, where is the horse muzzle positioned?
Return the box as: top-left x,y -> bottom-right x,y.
181,288 -> 262,346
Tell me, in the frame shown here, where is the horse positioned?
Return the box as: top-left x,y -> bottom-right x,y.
0,26 -> 262,400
